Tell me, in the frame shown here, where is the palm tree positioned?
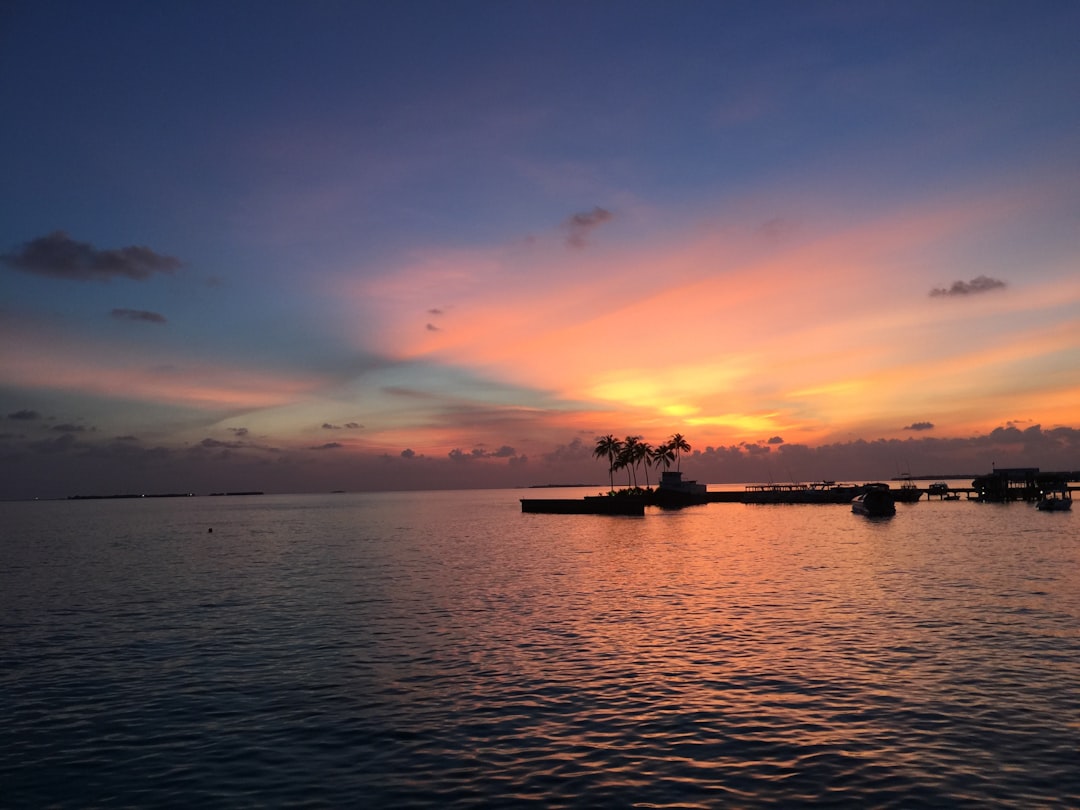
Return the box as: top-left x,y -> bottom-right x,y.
634,440 -> 654,488
593,434 -> 623,492
614,449 -> 633,488
621,435 -> 641,488
651,442 -> 675,475
669,433 -> 691,472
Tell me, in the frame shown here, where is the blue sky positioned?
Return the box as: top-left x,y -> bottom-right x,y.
2,1 -> 1079,498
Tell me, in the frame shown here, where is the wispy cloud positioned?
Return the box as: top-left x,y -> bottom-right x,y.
7,409 -> 40,420
904,421 -> 935,431
111,308 -> 167,324
929,275 -> 1007,297
565,207 -> 613,248
2,231 -> 182,282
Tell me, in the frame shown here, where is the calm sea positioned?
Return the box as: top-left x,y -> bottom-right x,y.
2,489 -> 1077,808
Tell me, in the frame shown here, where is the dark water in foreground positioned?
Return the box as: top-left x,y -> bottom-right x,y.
2,490 -> 1078,808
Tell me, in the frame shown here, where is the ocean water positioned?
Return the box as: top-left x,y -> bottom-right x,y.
1,489 -> 1077,808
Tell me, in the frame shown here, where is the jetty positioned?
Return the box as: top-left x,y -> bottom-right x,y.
521,495 -> 645,515
520,468 -> 1080,514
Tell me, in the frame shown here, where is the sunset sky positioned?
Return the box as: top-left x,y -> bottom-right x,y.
2,1 -> 1079,498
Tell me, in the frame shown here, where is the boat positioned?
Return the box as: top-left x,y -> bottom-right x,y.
1035,490 -> 1072,511
928,481 -> 950,496
851,486 -> 896,517
894,474 -> 922,503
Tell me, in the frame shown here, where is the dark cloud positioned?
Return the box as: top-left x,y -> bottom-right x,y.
52,423 -> 88,433
449,445 -> 519,461
428,308 -> 444,316
311,442 -> 343,450
904,422 -> 935,431
200,437 -> 245,449
111,308 -> 167,324
28,433 -> 79,454
322,423 -> 341,430
228,427 -> 249,437
400,448 -> 416,459
7,409 -> 40,420
426,323 -> 441,332
542,437 -> 591,464
344,422 -> 362,429
565,206 -> 614,248
2,231 -> 182,282
767,435 -> 784,445
929,275 -> 1006,297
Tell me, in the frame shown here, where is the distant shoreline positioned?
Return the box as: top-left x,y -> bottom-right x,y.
528,483 -> 602,489
65,491 -> 265,500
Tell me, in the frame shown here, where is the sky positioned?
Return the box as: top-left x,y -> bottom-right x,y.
2,0 -> 1079,498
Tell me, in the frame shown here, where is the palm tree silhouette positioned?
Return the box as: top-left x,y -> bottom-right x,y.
634,440 -> 654,488
593,434 -> 623,492
651,442 -> 675,474
620,435 -> 641,488
669,433 -> 691,472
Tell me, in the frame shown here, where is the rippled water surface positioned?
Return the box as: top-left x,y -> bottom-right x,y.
2,490 -> 1078,807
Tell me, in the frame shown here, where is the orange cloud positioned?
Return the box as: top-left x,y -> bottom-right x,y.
333,179 -> 1079,453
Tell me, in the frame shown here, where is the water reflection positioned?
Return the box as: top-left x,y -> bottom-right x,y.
1,493 -> 1077,807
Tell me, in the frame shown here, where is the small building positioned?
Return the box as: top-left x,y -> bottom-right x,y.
658,471 -> 707,495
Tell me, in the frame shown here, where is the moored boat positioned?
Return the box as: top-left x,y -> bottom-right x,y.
1035,491 -> 1072,511
894,474 -> 922,503
852,486 -> 896,517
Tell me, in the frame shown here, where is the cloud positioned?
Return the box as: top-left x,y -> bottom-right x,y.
111,308 -> 167,324
1,231 -> 182,282
904,421 -> 935,431
929,275 -> 1007,297
426,323 -> 441,332
28,433 -> 79,454
400,448 -> 416,458
228,427 -> 249,437
449,445 -> 519,461
311,442 -> 343,450
428,308 -> 444,316
344,422 -> 362,429
542,437 -> 591,464
7,409 -> 40,420
565,206 -> 613,248
200,437 -> 245,449
52,423 -> 88,433
767,435 -> 784,444
322,423 -> 342,430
